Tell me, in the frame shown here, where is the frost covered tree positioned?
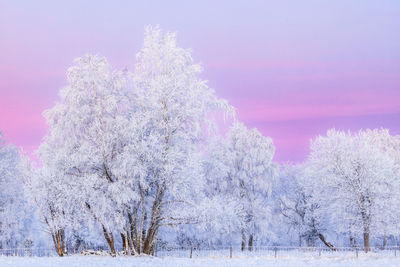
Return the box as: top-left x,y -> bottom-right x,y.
0,132 -> 32,249
30,26 -> 231,256
278,165 -> 308,246
34,54 -> 134,256
21,158 -> 71,256
205,122 -> 277,251
278,164 -> 335,249
121,26 -> 232,255
306,129 -> 400,252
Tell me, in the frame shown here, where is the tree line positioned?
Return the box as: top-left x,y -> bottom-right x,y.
0,27 -> 399,256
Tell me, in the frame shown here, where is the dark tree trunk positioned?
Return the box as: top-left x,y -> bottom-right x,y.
298,233 -> 302,247
349,231 -> 356,247
248,234 -> 254,251
241,228 -> 246,251
360,196 -> 371,253
318,233 -> 336,250
363,232 -> 370,252
361,212 -> 370,252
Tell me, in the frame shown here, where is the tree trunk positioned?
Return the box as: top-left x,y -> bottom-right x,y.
298,233 -> 302,247
127,210 -> 137,253
318,233 -> 336,250
248,234 -> 254,251
383,234 -> 387,249
142,184 -> 165,255
51,229 -> 65,257
102,225 -> 116,256
121,233 -> 130,254
241,228 -> 246,251
143,224 -> 159,254
149,228 -> 158,256
363,232 -> 370,253
349,233 -> 355,247
360,196 -> 371,253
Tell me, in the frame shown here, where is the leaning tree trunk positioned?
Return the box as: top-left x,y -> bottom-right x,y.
102,225 -> 116,256
143,222 -> 159,254
85,203 -> 116,256
142,185 -> 165,255
51,229 -> 66,257
318,233 -> 336,250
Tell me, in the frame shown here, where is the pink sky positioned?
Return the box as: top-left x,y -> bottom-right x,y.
1,1 -> 399,162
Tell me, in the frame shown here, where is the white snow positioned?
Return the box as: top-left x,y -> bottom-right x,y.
1,254 -> 400,267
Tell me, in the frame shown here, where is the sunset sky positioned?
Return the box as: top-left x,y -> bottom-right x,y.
1,0 -> 399,162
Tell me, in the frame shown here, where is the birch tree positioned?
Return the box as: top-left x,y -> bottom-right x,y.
122,26 -> 232,255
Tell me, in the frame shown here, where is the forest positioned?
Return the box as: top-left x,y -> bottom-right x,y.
1,27 -> 399,257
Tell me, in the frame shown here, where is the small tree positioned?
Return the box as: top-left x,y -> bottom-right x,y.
0,133 -> 32,249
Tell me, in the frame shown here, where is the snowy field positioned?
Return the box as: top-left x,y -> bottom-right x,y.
2,253 -> 400,267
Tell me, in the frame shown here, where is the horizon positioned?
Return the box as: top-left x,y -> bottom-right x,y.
1,1 -> 399,162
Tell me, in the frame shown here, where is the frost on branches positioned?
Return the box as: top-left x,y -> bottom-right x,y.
204,122 -> 278,251
0,133 -> 32,249
13,26 -> 400,257
23,26 -> 232,256
278,164 -> 335,249
305,129 -> 400,252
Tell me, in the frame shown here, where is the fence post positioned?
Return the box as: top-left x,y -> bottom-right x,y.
395,247 -> 397,257
319,248 -> 321,257
356,247 -> 358,258
274,247 -> 277,259
190,246 -> 193,258
230,245 -> 232,258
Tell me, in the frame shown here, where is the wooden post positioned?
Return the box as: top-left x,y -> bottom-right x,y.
356,247 -> 358,258
395,247 -> 397,257
190,247 -> 193,258
274,247 -> 277,259
319,249 -> 321,256
230,245 -> 232,258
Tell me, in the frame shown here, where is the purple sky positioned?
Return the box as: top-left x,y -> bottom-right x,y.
1,1 -> 399,162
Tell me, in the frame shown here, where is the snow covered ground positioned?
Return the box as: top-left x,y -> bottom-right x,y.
1,253 -> 400,267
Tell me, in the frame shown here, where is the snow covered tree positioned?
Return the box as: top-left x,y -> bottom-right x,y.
305,129 -> 400,252
31,26 -> 231,256
21,158 -> 70,256
278,165 -> 308,246
205,122 -> 277,250
278,164 -> 336,249
121,26 -> 232,255
0,132 -> 31,249
35,54 -> 134,256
